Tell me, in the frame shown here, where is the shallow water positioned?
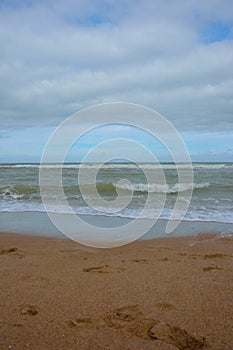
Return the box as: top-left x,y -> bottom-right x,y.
0,212 -> 232,241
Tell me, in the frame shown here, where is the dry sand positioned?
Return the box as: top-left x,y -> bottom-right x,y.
0,232 -> 232,349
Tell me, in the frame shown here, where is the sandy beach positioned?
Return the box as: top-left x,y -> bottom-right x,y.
0,232 -> 232,349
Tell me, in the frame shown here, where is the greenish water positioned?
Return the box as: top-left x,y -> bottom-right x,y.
1,162 -> 232,224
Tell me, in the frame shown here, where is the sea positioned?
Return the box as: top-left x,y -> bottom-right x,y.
0,162 -> 233,239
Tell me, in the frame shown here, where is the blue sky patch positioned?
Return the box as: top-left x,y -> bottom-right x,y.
201,21 -> 232,44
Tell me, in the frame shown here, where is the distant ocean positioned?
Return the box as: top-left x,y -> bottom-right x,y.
0,162 -> 232,225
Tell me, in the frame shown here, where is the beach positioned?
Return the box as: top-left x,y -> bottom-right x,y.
0,231 -> 232,349
1,0 -> 233,348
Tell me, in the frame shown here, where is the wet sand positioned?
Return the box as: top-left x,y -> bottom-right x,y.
0,232 -> 232,349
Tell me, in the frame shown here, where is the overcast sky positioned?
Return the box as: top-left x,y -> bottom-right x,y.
0,0 -> 233,162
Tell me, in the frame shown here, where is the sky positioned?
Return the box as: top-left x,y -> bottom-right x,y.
0,0 -> 233,163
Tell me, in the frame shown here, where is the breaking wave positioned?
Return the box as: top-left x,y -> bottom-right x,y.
113,182 -> 210,193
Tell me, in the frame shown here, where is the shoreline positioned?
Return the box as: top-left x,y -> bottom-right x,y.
1,231 -> 233,349
1,211 -> 233,241
0,228 -> 232,245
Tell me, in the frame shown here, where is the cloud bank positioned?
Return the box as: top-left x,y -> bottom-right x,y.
0,0 -> 233,131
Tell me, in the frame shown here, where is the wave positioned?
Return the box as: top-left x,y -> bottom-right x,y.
1,205 -> 233,224
0,184 -> 40,200
0,164 -> 77,169
1,162 -> 232,170
113,182 -> 210,194
0,181 -> 210,200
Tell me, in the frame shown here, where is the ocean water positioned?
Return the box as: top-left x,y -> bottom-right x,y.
0,162 -> 232,225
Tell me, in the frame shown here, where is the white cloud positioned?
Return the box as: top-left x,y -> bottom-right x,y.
0,0 -> 233,131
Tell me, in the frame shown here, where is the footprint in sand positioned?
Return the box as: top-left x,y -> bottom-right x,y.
149,321 -> 206,350
203,266 -> 224,272
158,257 -> 169,262
131,259 -> 149,264
104,306 -> 154,341
104,304 -> 145,332
0,247 -> 18,254
187,253 -> 231,260
113,305 -> 140,321
83,265 -> 125,274
66,306 -> 140,331
20,304 -> 39,316
105,305 -> 207,348
155,302 -> 175,310
178,253 -> 187,256
64,305 -> 207,349
66,317 -> 93,328
21,274 -> 52,289
13,323 -> 23,328
83,265 -> 111,273
0,247 -> 24,258
203,253 -> 230,259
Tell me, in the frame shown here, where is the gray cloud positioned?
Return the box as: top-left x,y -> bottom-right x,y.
0,0 -> 233,130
